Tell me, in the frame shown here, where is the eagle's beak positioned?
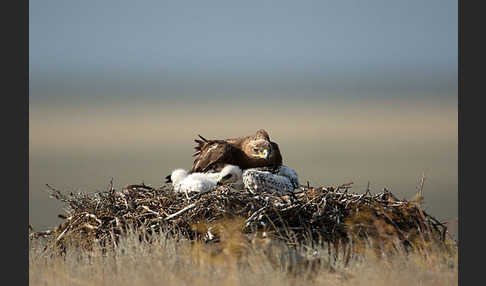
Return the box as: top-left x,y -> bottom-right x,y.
165,174 -> 172,183
217,177 -> 231,186
217,177 -> 226,186
262,149 -> 269,160
253,149 -> 270,159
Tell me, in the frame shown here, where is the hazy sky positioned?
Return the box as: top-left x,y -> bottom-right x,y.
30,0 -> 458,101
29,1 -> 458,229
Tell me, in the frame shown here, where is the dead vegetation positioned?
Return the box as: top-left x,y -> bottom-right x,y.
29,181 -> 457,285
31,181 -> 455,256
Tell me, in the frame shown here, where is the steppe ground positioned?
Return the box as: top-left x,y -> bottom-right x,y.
29,224 -> 458,286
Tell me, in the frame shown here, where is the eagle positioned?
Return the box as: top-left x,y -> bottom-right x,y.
169,165 -> 243,195
190,129 -> 283,173
242,165 -> 299,194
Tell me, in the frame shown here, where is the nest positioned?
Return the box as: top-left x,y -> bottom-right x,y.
30,182 -> 454,256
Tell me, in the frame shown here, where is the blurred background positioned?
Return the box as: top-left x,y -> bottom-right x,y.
29,0 -> 457,234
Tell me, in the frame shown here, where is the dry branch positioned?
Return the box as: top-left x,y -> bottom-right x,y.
31,181 -> 455,257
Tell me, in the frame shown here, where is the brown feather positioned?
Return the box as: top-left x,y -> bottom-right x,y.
198,135 -> 209,142
271,141 -> 283,166
255,129 -> 270,140
189,129 -> 282,173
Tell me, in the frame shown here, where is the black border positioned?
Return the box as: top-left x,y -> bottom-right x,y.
15,1 -> 470,285
5,0 -> 28,285
458,0 -> 482,284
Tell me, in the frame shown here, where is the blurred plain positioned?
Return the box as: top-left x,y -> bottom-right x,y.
29,0 -> 457,231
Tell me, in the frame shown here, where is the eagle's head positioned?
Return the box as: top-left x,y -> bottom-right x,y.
170,169 -> 188,185
216,165 -> 243,186
254,129 -> 270,140
246,139 -> 273,160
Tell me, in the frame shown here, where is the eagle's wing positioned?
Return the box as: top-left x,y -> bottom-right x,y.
270,141 -> 283,166
190,136 -> 234,173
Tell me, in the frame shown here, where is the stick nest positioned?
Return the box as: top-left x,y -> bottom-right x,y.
30,182 -> 455,255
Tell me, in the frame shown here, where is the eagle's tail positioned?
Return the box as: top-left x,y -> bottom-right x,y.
198,134 -> 209,142
193,134 -> 210,157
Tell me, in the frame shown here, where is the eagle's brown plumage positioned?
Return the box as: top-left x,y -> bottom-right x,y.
190,129 -> 283,173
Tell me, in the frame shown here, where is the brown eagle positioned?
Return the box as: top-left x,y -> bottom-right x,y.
190,129 -> 283,173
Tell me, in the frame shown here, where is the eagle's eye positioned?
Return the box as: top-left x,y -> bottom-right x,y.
252,148 -> 259,152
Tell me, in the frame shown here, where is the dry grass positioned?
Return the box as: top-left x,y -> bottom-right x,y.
30,219 -> 457,286
29,182 -> 457,286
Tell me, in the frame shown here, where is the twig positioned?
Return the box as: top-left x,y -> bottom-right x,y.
164,203 -> 196,221
417,172 -> 426,197
125,184 -> 155,191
